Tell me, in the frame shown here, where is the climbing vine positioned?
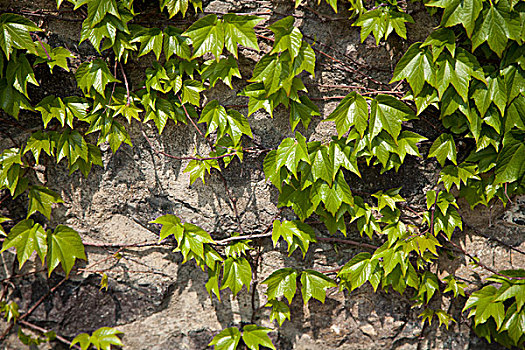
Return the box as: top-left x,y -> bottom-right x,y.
0,0 -> 524,349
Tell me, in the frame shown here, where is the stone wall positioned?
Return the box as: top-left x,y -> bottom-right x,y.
0,0 -> 523,349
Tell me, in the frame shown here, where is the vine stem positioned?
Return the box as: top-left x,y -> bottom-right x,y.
118,61 -> 131,106
176,95 -> 245,234
18,320 -> 81,350
440,232 -> 525,281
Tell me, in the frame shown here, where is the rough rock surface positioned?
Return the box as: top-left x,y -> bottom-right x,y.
0,0 -> 523,349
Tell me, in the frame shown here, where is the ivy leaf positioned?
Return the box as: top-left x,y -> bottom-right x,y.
439,163 -> 480,191
150,214 -> 183,242
24,131 -> 54,164
300,270 -> 337,304
428,133 -> 457,166
471,73 -> 507,117
181,80 -> 205,106
289,96 -> 319,131
75,59 -> 120,96
200,56 -> 241,88
221,256 -> 252,295
471,3 -> 513,57
262,268 -> 298,303
46,225 -> 86,276
56,129 -> 89,166
242,325 -> 276,350
0,219 -> 47,268
421,28 -> 456,61
443,276 -> 467,297
426,0 -> 482,37
0,78 -> 31,118
0,14 -> 41,59
273,134 -> 309,178
34,42 -> 74,72
209,327 -> 241,350
369,95 -> 414,141
325,92 -> 368,137
494,130 -> 525,184
27,186 -> 64,219
391,43 -> 435,96
163,26 -> 191,60
338,252 -> 378,291
6,54 -> 39,97
131,26 -> 164,60
436,50 -> 484,101
160,0 -> 202,18
272,219 -> 317,257
184,14 -> 224,60
464,285 -> 505,328
249,53 -> 290,96
266,300 -> 291,326
75,0 -> 120,27
184,158 -> 220,184
223,14 -> 262,58
86,327 -> 123,350
354,7 -> 413,45
269,16 -> 303,58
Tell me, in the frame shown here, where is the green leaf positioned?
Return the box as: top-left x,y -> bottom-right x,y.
150,214 -> 183,242
209,327 -> 241,350
181,80 -> 205,106
266,300 -> 290,326
163,26 -> 191,60
391,43 -> 435,96
428,133 -> 457,166
71,333 -> 91,350
338,252 -> 378,291
275,134 -> 310,178
56,129 -> 89,166
221,256 -> 252,295
439,163 -> 480,191
325,92 -> 368,137
436,50 -> 484,101
89,327 -> 123,350
223,14 -> 262,58
46,225 -> 86,276
472,73 -> 507,118
35,42 -> 73,72
471,3 -> 514,57
184,158 -> 220,184
300,270 -> 337,304
369,95 -> 414,141
184,14 -> 224,60
354,7 -> 413,45
443,276 -> 467,297
75,0 -> 120,27
24,131 -> 55,164
269,16 -> 303,59
131,26 -> 164,60
0,14 -> 41,59
27,186 -> 63,219
426,0 -> 482,37
160,0 -> 202,18
178,223 -> 215,261
421,28 -> 456,61
75,59 -> 119,96
200,56 -> 241,88
0,219 -> 47,268
262,268 -> 298,303
494,130 -> 525,184
289,96 -> 319,131
242,325 -> 276,350
249,53 -> 290,96
6,54 -> 39,97
272,219 -> 317,256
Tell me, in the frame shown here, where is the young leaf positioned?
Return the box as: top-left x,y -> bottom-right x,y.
369,95 -> 415,141
223,14 -> 262,58
209,327 -> 241,350
0,219 -> 47,268
242,325 -> 276,350
56,129 -> 89,166
324,92 -> 368,137
338,252 -> 377,291
184,158 -> 220,185
184,14 -> 224,60
391,43 -> 435,96
262,268 -> 298,303
300,270 -> 337,304
27,186 -> 64,219
75,59 -> 120,96
150,214 -> 183,242
426,0 -> 482,37
0,14 -> 41,59
275,134 -> 309,178
131,26 -> 164,60
34,41 -> 74,72
266,300 -> 291,326
221,256 -> 252,295
428,133 -> 457,166
269,16 -> 303,59
46,225 -> 86,276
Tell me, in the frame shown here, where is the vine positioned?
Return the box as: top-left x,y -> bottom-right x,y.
0,0 -> 524,349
